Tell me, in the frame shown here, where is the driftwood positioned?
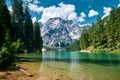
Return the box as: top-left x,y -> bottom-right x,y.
14,64 -> 32,77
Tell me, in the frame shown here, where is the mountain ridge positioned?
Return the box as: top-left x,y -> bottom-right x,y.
40,17 -> 91,47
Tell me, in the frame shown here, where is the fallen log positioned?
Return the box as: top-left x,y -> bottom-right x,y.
14,64 -> 32,77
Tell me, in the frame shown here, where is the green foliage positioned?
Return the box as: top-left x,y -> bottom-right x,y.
11,0 -> 43,52
23,6 -> 33,51
0,47 -> 14,69
88,23 -> 96,48
33,21 -> 43,52
111,49 -> 120,54
10,39 -> 23,53
11,0 -> 24,40
80,7 -> 120,53
88,17 -> 105,49
66,40 -> 80,51
116,42 -> 120,49
91,49 -> 111,53
43,45 -> 58,50
0,31 -> 21,69
80,29 -> 89,49
0,34 -> 22,69
0,0 -> 40,69
0,0 -> 12,48
105,8 -> 120,48
0,1 -> 16,69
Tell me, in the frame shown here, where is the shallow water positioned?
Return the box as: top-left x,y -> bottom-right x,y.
22,51 -> 120,80
37,51 -> 120,80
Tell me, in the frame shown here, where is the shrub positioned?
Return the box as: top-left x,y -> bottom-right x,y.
116,42 -> 120,49
0,39 -> 22,69
0,47 -> 14,69
112,49 -> 120,54
10,39 -> 23,53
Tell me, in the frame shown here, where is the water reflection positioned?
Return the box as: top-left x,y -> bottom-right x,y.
70,52 -> 78,71
38,51 -> 120,80
42,51 -> 120,65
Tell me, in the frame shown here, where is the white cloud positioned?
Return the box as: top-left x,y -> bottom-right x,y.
39,2 -> 77,23
117,4 -> 120,7
8,6 -> 12,14
78,17 -> 85,22
80,12 -> 86,18
102,7 -> 112,19
78,12 -> 86,22
32,17 -> 37,23
28,2 -> 86,23
68,12 -> 77,20
33,0 -> 40,4
88,9 -> 99,17
28,3 -> 44,13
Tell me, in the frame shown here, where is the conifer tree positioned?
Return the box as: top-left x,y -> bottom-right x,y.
33,21 -> 43,52
23,6 -> 33,51
88,23 -> 96,48
11,0 -> 24,41
80,29 -> 89,49
0,0 -> 13,48
0,0 -> 15,69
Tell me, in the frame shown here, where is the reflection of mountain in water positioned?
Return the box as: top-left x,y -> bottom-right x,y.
38,51 -> 120,80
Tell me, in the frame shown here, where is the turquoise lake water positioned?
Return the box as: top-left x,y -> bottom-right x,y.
37,51 -> 120,80
22,51 -> 120,80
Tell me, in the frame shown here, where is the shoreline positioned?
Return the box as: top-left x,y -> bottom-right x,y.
1,51 -> 120,80
80,49 -> 120,54
0,62 -> 41,80
80,50 -> 91,53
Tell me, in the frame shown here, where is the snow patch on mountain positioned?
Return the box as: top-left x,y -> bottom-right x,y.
40,17 -> 91,47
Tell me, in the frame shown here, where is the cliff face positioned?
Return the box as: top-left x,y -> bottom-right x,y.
40,17 -> 91,47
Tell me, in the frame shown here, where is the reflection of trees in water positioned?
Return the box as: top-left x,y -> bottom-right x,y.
17,53 -> 42,62
42,51 -> 120,66
38,51 -> 120,80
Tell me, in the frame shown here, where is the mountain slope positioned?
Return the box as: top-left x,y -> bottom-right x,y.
40,17 -> 91,47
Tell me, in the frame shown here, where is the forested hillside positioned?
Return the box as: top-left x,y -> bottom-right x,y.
66,40 -> 80,51
80,7 -> 120,52
0,0 -> 43,68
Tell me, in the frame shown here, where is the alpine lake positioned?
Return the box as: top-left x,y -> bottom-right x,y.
19,50 -> 120,80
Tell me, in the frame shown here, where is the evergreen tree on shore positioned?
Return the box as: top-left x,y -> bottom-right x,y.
0,0 -> 15,68
0,0 -> 13,49
80,7 -> 120,50
0,0 -> 43,69
33,21 -> 43,52
11,0 -> 43,52
80,29 -> 89,49
23,6 -> 33,51
11,0 -> 24,41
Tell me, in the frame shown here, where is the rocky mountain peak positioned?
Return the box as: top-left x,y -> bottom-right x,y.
40,17 -> 91,47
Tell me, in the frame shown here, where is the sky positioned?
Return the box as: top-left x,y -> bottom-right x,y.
7,0 -> 120,24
